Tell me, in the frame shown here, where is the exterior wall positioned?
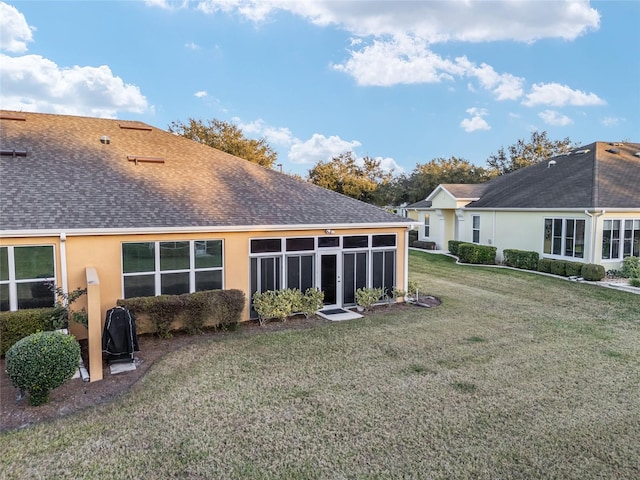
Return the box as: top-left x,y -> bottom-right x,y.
406,210 -> 420,221
458,209 -> 640,269
2,226 -> 409,337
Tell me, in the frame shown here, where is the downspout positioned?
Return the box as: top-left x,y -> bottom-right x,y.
59,232 -> 69,301
584,210 -> 605,263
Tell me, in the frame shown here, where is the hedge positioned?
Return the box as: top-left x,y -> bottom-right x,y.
457,243 -> 497,265
503,249 -> 539,270
581,263 -> 605,281
118,289 -> 245,338
412,240 -> 437,250
448,240 -> 464,255
0,308 -> 57,357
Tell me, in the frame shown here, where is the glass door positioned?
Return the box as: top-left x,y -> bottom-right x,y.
318,252 -> 341,308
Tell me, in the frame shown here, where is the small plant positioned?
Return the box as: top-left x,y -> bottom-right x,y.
355,287 -> 384,311
6,331 -> 80,406
406,280 -> 423,300
390,287 -> 406,303
252,290 -> 296,326
630,278 -> 640,288
621,256 -> 640,279
47,284 -> 88,329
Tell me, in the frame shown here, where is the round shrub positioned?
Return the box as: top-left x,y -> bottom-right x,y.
581,263 -> 606,281
6,331 -> 80,406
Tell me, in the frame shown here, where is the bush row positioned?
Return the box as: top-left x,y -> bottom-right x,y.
503,249 -> 540,270
118,289 -> 245,338
504,250 -> 606,281
0,308 -> 57,357
252,288 -> 324,326
449,241 -> 497,265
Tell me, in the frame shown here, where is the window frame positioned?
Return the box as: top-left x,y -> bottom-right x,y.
424,214 -> 430,238
603,218 -> 640,261
472,215 -> 480,244
0,244 -> 56,311
121,239 -> 224,298
543,218 -> 586,259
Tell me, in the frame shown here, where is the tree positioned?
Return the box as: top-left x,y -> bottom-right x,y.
169,118 -> 277,168
486,131 -> 577,175
380,157 -> 493,206
307,152 -> 393,204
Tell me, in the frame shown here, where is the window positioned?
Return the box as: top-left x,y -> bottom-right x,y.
343,252 -> 367,305
603,219 -> 640,260
472,215 -> 480,244
286,255 -> 314,291
343,236 -> 369,249
544,218 -> 585,258
0,245 -> 55,311
424,214 -> 430,237
250,256 -> 281,317
122,240 -> 223,298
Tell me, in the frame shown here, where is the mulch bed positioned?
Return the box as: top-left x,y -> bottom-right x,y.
1,299 -> 440,432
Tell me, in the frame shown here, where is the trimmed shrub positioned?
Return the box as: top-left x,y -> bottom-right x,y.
299,288 -> 325,318
549,260 -> 566,277
537,258 -> 553,273
6,331 -> 80,406
621,256 -> 640,279
503,249 -> 539,270
0,308 -> 56,357
118,289 -> 245,337
448,240 -> 464,256
252,290 -> 295,326
564,261 -> 584,277
457,243 -> 497,265
355,287 -> 385,310
630,278 -> 640,288
581,263 -> 606,281
412,240 -> 437,250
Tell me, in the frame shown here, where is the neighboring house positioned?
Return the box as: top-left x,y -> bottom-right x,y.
0,110 -> 414,380
409,142 -> 640,269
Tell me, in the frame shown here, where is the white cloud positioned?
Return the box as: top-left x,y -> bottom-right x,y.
538,109 -> 573,126
460,107 -> 491,132
185,42 -> 200,50
0,2 -> 34,53
288,133 -> 361,164
367,156 -> 403,173
194,90 -> 208,98
196,1 -> 599,43
0,53 -> 149,117
233,117 -> 295,147
145,0 -> 189,10
601,116 -> 622,127
523,82 -> 606,107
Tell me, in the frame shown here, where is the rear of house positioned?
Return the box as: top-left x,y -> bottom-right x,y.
1,111 -> 414,379
409,142 -> 640,269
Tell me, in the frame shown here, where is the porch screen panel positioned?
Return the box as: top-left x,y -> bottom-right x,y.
342,252 -> 367,305
286,255 -> 314,291
373,251 -> 395,298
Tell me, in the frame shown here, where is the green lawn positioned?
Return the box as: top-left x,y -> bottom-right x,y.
1,251 -> 639,479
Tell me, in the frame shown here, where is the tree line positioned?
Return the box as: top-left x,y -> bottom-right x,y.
170,118 -> 576,206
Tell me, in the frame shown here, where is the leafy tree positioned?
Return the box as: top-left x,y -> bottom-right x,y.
486,131 -> 577,175
307,152 -> 392,204
169,118 -> 277,168
380,157 -> 493,206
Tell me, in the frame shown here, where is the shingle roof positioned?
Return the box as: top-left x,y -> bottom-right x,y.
406,199 -> 432,209
439,183 -> 489,200
0,111 -> 410,232
467,142 -> 640,209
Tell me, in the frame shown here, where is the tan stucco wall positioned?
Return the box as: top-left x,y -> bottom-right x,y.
4,226 -> 408,332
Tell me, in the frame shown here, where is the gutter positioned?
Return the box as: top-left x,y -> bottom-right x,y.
1,221 -> 420,238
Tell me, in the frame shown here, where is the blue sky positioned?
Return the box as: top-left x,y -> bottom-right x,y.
1,1 -> 638,176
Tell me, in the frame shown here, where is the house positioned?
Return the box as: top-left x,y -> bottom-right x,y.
409,142 -> 640,268
0,110 -> 415,381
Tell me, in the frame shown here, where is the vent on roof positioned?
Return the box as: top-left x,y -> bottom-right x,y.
547,160 -> 557,168
100,135 -> 111,144
127,155 -> 165,165
635,152 -> 640,158
572,149 -> 590,155
606,148 -> 620,154
609,142 -> 623,146
119,122 -> 152,131
0,114 -> 26,121
0,148 -> 27,157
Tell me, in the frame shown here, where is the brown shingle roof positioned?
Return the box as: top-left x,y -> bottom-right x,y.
0,111 -> 410,232
467,142 -> 640,209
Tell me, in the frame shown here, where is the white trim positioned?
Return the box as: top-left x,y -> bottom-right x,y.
1,222 -> 418,238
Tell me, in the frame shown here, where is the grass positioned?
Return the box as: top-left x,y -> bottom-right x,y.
1,250 -> 639,479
